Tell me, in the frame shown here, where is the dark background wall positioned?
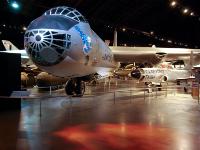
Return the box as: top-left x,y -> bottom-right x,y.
0,53 -> 21,110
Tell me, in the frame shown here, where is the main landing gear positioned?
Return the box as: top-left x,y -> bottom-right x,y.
65,78 -> 85,97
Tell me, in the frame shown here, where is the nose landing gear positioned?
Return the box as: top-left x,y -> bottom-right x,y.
65,78 -> 85,97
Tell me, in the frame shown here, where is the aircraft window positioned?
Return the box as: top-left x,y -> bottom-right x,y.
67,12 -> 75,17
62,9 -> 69,15
52,31 -> 57,34
50,8 -> 57,14
29,32 -> 34,36
67,34 -> 71,41
56,8 -> 63,14
45,10 -> 51,15
33,31 -> 38,34
74,11 -> 80,15
53,34 -> 65,39
44,6 -> 88,23
24,32 -> 29,37
78,16 -> 85,22
44,31 -> 50,36
66,42 -> 71,49
39,31 -> 45,34
73,17 -> 79,22
67,7 -> 74,11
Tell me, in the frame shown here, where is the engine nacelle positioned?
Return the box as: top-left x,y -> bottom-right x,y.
161,76 -> 168,82
130,69 -> 142,80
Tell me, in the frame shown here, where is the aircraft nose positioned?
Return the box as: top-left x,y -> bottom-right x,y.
24,15 -> 78,66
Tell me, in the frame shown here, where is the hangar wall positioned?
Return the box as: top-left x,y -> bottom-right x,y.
0,52 -> 21,111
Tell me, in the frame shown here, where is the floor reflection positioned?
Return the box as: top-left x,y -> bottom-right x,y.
53,123 -> 200,150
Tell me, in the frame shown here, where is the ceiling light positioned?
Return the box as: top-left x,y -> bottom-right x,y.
22,26 -> 27,31
122,28 -> 126,32
167,40 -> 172,43
190,12 -> 194,16
11,1 -> 20,9
170,1 -> 177,7
183,8 -> 189,14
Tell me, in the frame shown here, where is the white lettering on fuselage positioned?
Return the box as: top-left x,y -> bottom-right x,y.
144,69 -> 165,74
145,75 -> 156,79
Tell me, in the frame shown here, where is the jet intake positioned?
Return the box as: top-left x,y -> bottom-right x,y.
130,69 -> 142,80
162,76 -> 168,82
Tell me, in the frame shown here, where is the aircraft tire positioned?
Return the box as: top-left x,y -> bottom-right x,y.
65,79 -> 75,96
156,84 -> 162,91
75,80 -> 85,97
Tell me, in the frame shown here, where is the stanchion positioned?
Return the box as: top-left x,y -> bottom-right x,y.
130,90 -> 132,103
198,83 -> 199,104
50,86 -> 52,95
156,87 -> 157,98
114,91 -> 116,104
39,99 -> 42,117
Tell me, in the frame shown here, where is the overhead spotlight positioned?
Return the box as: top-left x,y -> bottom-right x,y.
190,12 -> 194,16
11,1 -> 20,9
122,28 -> 126,32
160,38 -> 165,41
167,40 -> 172,43
22,26 -> 27,31
170,1 -> 177,7
183,8 -> 189,14
150,31 -> 154,35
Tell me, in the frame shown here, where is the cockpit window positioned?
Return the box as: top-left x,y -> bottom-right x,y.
50,8 -> 57,14
44,6 -> 88,23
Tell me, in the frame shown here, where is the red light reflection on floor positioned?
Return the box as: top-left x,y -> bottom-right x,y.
53,124 -> 200,150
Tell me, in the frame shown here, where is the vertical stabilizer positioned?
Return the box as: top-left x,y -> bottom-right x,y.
2,40 -> 19,51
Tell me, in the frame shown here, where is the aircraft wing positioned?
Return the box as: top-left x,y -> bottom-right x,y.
1,50 -> 29,59
1,40 -> 29,60
110,46 -> 200,64
0,50 -> 30,64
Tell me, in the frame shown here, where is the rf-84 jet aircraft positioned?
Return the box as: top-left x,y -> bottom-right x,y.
22,6 -> 200,96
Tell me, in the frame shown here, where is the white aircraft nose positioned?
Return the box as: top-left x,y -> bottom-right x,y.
24,28 -> 72,66
24,15 -> 76,66
24,6 -> 89,67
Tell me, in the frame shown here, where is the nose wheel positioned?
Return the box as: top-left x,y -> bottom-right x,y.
65,78 -> 85,97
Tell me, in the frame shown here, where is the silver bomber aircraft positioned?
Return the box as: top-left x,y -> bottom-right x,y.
20,6 -> 200,96
24,6 -> 117,96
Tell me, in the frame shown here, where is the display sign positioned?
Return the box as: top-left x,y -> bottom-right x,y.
10,91 -> 30,97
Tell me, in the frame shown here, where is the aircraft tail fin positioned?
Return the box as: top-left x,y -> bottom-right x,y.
2,40 -> 19,51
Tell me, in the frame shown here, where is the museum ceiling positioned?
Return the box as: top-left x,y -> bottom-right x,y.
0,0 -> 200,48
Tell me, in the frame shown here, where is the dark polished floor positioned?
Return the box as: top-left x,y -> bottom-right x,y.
1,79 -> 200,150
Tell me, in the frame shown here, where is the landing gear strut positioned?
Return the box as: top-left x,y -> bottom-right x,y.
65,78 -> 85,97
